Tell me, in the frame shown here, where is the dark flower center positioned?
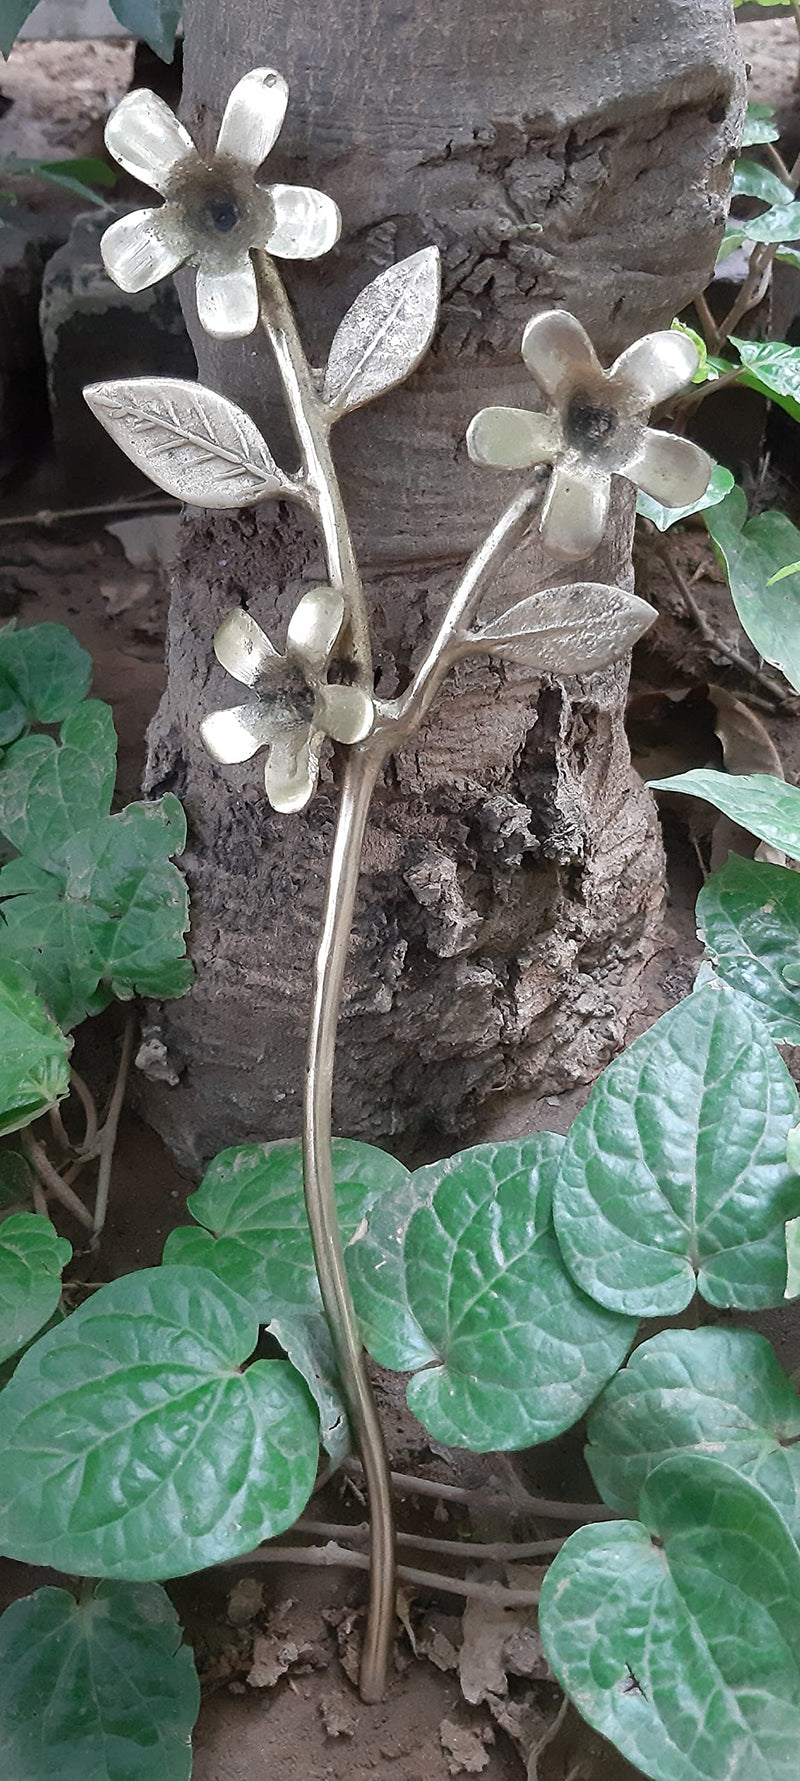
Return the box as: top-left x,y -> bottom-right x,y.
565,390 -> 618,456
205,194 -> 241,233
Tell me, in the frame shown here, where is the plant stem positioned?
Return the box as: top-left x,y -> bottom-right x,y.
296,1518 -> 567,1559
254,251 -> 372,692
21,1130 -> 93,1230
358,1463 -> 614,1522
92,1011 -> 135,1242
70,1069 -> 99,1154
220,1541 -> 543,1606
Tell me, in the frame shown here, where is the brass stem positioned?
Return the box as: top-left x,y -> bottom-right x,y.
254,251 -> 372,691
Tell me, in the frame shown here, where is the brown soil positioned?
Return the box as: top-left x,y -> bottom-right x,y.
0,18 -> 799,1781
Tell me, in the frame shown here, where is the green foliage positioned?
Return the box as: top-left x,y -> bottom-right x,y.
635,462 -> 733,531
696,854 -> 800,1041
703,486 -> 800,689
552,983 -> 800,1316
0,1213 -> 70,1364
586,1328 -> 800,1533
740,103 -> 780,148
162,1137 -> 406,1458
539,1456 -> 800,1781
0,958 -> 71,1136
651,770 -> 800,860
724,336 -> 800,426
0,622 -> 91,746
0,1582 -> 199,1780
0,0 -> 180,59
0,154 -> 116,205
0,1264 -> 319,1578
349,1135 -> 636,1451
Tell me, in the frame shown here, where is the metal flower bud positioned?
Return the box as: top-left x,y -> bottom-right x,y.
201,587 -> 374,813
100,68 -> 341,340
467,311 -> 711,560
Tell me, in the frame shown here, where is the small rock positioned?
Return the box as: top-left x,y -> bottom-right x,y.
319,1689 -> 358,1737
226,1576 -> 264,1628
439,1718 -> 494,1775
247,1635 -> 301,1689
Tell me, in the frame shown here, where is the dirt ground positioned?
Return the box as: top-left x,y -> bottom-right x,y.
1,17 -> 800,1781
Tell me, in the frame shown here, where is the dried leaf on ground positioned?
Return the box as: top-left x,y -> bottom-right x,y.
439,1717 -> 495,1775
458,1576 -> 547,1705
319,1689 -> 359,1737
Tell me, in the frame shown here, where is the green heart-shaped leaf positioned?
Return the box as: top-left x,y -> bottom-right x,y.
0,702 -> 116,873
346,1166 -> 439,1371
0,796 -> 192,1028
539,1456 -> 800,1781
350,1136 -> 637,1451
586,1327 -> 800,1531
0,1213 -> 71,1364
553,983 -> 800,1316
741,103 -> 779,146
0,1581 -> 199,1779
636,463 -> 734,531
703,486 -> 800,689
0,623 -> 91,739
0,1264 -> 319,1578
697,855 -> 800,1041
651,771 -> 800,860
0,958 -> 71,1136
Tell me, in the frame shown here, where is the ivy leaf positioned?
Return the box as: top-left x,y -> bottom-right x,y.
701,485 -> 800,688
636,463 -> 734,531
0,1213 -> 71,1364
464,583 -> 656,674
650,771 -> 800,861
350,1136 -> 637,1452
0,1265 -> 319,1578
738,199 -> 800,245
586,1327 -> 800,1533
728,336 -> 800,425
108,0 -> 182,61
740,103 -> 780,146
0,1582 -> 199,1780
0,796 -> 192,1029
162,1137 -> 408,1311
346,1166 -> 439,1371
553,982 -> 800,1317
0,959 -> 71,1136
0,702 -> 117,873
84,379 -> 288,508
539,1456 -> 800,1781
322,249 -> 441,417
0,623 -> 91,747
0,0 -> 38,56
264,1309 -> 349,1463
696,855 -> 800,1042
732,158 -> 793,206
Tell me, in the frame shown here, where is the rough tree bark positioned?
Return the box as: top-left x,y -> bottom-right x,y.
142,0 -> 743,1171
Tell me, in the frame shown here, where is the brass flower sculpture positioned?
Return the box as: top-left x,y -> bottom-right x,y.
100,69 -> 341,339
85,61 -> 712,1705
200,592 -> 374,812
467,310 -> 712,558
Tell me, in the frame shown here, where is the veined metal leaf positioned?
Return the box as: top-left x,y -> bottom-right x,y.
322,248 -> 440,417
84,377 -> 289,507
466,583 -> 656,674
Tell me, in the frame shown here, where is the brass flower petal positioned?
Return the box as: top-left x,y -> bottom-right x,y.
104,89 -> 197,194
521,311 -> 603,402
213,610 -> 280,688
215,68 -> 289,169
466,407 -> 560,471
200,703 -> 282,764
540,465 -> 611,560
286,586 -> 345,680
265,724 -> 323,812
316,684 -> 374,745
622,429 -> 712,508
264,185 -> 342,260
100,207 -> 189,294
195,262 -> 260,340
607,330 -> 700,409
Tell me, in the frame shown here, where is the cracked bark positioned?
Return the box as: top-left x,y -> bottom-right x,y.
142,0 -> 744,1169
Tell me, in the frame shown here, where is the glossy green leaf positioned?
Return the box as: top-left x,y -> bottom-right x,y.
636,463 -> 734,531
729,336 -> 800,425
0,959 -> 71,1136
346,1166 -> 439,1371
0,1264 -> 319,1578
0,796 -> 192,1028
702,485 -> 800,686
553,982 -> 800,1316
0,701 -> 116,873
739,199 -> 800,245
651,770 -> 800,860
733,159 -> 793,206
586,1327 -> 800,1531
351,1136 -> 636,1451
696,855 -> 800,1041
108,0 -> 181,58
0,1213 -> 71,1364
0,623 -> 91,746
740,104 -> 780,146
0,1581 -> 199,1780
0,0 -> 39,56
539,1455 -> 800,1781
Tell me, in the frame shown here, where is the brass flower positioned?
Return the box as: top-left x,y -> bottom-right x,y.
100,68 -> 341,340
200,588 -> 374,813
467,312 -> 711,559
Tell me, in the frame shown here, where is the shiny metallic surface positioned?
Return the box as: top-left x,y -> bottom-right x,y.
468,308 -> 711,559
